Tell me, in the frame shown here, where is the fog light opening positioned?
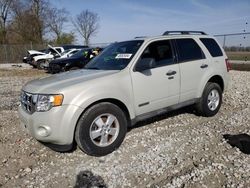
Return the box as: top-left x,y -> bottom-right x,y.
38,126 -> 50,137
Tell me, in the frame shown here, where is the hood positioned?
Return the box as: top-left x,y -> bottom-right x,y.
23,69 -> 119,93
48,45 -> 61,56
28,50 -> 45,55
50,56 -> 81,64
33,54 -> 54,61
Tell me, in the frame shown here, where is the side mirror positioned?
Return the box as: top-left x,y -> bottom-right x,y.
135,58 -> 156,72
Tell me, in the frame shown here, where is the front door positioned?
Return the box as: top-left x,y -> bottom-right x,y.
131,40 -> 180,115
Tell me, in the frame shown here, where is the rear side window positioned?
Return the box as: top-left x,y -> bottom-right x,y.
176,38 -> 204,62
200,38 -> 223,57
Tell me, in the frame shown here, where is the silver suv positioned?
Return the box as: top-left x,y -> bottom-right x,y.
19,31 -> 230,156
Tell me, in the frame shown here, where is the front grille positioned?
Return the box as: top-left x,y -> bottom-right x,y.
21,91 -> 36,114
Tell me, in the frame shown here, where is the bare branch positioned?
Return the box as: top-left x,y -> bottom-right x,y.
73,10 -> 99,45
47,8 -> 68,39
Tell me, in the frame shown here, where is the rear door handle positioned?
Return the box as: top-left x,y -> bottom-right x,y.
200,64 -> 208,69
166,70 -> 176,76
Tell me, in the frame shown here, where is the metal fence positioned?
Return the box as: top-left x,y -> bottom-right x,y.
0,32 -> 249,64
214,32 -> 250,49
0,44 -> 47,64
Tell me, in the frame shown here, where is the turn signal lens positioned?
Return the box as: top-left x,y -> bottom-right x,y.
52,94 -> 64,106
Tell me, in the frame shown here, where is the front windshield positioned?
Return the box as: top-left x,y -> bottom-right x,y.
61,49 -> 71,56
72,49 -> 89,58
85,40 -> 144,70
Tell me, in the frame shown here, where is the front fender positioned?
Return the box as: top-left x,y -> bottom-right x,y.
63,72 -> 136,120
74,89 -> 135,120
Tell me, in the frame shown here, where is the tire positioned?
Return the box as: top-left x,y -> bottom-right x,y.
37,60 -> 44,70
75,102 -> 127,156
195,82 -> 222,117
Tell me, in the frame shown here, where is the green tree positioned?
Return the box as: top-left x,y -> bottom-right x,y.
55,32 -> 75,45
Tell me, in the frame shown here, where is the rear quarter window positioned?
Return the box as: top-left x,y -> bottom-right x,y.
176,38 -> 204,62
200,38 -> 223,57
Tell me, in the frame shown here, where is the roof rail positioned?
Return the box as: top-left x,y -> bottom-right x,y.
163,31 -> 207,35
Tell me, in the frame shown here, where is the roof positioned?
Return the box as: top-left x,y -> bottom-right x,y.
133,31 -> 214,42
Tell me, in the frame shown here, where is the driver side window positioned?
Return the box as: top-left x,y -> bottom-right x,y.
140,40 -> 174,68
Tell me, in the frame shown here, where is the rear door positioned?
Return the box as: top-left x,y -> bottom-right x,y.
199,38 -> 226,71
131,40 -> 180,115
175,38 -> 211,102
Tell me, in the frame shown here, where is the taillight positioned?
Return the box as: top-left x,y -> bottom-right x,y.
225,59 -> 231,72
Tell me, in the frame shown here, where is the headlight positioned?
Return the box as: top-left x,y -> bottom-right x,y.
36,94 -> 63,112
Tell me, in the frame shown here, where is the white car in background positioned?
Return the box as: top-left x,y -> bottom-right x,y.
58,48 -> 81,59
23,49 -> 46,64
31,45 -> 64,69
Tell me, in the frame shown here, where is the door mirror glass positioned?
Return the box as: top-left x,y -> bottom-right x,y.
135,58 -> 156,72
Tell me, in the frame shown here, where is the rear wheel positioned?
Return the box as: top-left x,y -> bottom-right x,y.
75,102 -> 127,156
195,82 -> 222,117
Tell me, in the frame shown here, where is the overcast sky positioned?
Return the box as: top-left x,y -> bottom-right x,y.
52,0 -> 250,46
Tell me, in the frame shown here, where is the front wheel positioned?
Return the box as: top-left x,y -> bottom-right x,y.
37,60 -> 45,70
195,82 -> 222,117
75,102 -> 127,156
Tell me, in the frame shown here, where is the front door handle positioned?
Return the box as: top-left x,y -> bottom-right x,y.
166,70 -> 176,76
200,64 -> 208,69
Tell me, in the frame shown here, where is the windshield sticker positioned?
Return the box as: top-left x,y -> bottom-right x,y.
115,53 -> 133,59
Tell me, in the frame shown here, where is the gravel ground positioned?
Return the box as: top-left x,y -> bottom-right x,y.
0,68 -> 249,188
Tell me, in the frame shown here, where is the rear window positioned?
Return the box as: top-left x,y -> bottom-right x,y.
176,38 -> 204,62
200,38 -> 223,57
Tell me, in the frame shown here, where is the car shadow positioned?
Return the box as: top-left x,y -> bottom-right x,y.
128,105 -> 196,131
74,170 -> 107,188
41,141 -> 78,153
223,134 -> 250,154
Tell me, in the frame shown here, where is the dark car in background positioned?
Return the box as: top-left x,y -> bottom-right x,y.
48,48 -> 103,73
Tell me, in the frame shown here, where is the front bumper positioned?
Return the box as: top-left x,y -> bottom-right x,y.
18,104 -> 83,145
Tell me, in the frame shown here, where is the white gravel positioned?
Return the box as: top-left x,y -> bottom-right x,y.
0,69 -> 249,188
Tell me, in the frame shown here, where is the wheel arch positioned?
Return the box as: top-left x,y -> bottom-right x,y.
74,98 -> 132,141
207,75 -> 224,92
86,98 -> 131,123
197,74 -> 225,98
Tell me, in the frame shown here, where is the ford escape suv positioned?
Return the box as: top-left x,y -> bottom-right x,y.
19,31 -> 230,156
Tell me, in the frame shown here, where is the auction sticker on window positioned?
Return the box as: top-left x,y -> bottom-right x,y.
115,54 -> 133,59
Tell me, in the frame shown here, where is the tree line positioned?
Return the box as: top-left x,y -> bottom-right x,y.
0,0 -> 99,45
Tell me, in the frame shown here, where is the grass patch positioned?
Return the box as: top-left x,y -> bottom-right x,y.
226,51 -> 250,61
230,63 -> 250,71
0,69 -> 47,77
